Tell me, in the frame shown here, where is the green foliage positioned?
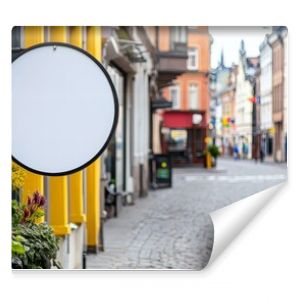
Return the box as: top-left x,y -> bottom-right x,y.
207,144 -> 221,158
12,222 -> 61,269
12,200 -> 23,227
12,162 -> 26,192
12,192 -> 61,269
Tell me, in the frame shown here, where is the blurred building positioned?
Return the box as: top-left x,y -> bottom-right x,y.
252,64 -> 261,160
156,26 -> 211,166
283,28 -> 288,162
210,52 -> 237,156
235,40 -> 259,159
269,26 -> 287,162
149,27 -> 189,156
259,35 -> 274,161
220,64 -> 238,156
209,68 -> 217,144
102,27 -> 155,202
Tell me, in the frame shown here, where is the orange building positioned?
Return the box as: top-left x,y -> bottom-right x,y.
163,26 -> 210,113
150,26 -> 189,155
159,27 -> 211,165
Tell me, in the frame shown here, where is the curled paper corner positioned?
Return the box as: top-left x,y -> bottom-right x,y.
206,182 -> 287,268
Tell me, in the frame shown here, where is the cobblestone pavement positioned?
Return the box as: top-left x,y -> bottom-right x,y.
87,158 -> 287,270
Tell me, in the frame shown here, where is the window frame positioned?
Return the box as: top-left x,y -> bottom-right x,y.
169,85 -> 181,109
170,27 -> 187,51
188,83 -> 199,109
187,47 -> 199,71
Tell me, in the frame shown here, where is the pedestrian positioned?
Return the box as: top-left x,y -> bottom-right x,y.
242,142 -> 248,159
233,144 -> 239,160
260,147 -> 265,163
229,142 -> 233,156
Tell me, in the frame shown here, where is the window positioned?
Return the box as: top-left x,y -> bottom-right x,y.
187,48 -> 198,70
169,85 -> 180,109
171,27 -> 187,44
188,83 -> 199,109
170,27 -> 187,52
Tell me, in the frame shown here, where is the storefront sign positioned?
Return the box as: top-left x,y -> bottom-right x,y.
12,43 -> 118,175
163,110 -> 206,128
153,154 -> 172,188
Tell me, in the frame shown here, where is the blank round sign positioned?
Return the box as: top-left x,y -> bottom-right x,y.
12,43 -> 118,176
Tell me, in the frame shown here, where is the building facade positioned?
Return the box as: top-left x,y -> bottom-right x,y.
12,26 -> 104,268
220,65 -> 237,156
102,26 -> 155,202
149,26 -> 189,156
235,43 -> 253,159
159,26 -> 211,166
210,52 -> 237,156
282,28 -> 288,162
164,27 -> 210,112
235,41 -> 259,159
269,27 -> 286,162
259,36 -> 274,161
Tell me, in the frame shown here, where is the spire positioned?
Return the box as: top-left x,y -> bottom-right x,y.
240,39 -> 246,56
220,49 -> 224,67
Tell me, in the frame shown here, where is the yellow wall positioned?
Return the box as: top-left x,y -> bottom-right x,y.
69,26 -> 86,225
86,26 -> 102,251
16,26 -> 103,248
47,26 -> 71,236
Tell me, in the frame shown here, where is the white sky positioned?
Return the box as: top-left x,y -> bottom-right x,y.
209,27 -> 272,68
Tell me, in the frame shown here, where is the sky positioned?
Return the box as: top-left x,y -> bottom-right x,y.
209,27 -> 272,68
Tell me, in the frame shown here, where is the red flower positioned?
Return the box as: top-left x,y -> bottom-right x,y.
33,191 -> 41,205
23,207 -> 30,219
39,196 -> 45,207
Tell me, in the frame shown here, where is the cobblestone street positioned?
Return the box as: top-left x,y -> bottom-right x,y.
87,158 -> 287,270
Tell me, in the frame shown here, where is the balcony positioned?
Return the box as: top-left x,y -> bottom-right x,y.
157,42 -> 188,88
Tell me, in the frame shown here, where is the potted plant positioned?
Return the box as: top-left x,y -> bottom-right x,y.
12,191 -> 61,269
207,144 -> 221,167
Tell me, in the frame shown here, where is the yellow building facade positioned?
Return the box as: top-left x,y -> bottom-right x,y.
14,26 -> 104,267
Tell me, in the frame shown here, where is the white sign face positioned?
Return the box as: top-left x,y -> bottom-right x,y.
12,43 -> 118,175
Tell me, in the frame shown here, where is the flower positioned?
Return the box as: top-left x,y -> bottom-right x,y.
33,191 -> 41,205
39,196 -> 45,207
12,162 -> 27,191
23,208 -> 30,221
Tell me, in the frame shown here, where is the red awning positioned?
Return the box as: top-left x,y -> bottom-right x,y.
162,110 -> 207,129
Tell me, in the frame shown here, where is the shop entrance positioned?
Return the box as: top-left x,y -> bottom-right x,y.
161,110 -> 207,166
